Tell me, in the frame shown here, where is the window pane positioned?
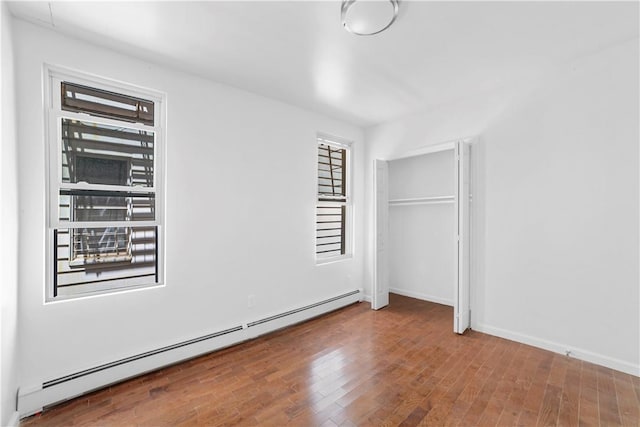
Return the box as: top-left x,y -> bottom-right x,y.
316,204 -> 345,257
61,119 -> 154,187
317,143 -> 346,199
54,226 -> 158,297
75,156 -> 129,186
59,191 -> 155,223
72,226 -> 130,263
61,82 -> 154,125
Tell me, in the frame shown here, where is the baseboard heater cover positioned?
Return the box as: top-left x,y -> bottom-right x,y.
18,289 -> 361,417
247,289 -> 360,327
42,325 -> 245,389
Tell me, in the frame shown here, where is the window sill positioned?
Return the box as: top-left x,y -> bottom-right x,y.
46,281 -> 164,304
316,254 -> 352,266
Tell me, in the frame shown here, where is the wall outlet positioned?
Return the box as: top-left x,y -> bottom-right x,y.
248,294 -> 256,308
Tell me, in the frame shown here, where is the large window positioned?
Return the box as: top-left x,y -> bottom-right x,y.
46,68 -> 165,300
316,134 -> 351,261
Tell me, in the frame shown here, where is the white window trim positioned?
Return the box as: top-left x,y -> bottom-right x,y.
316,133 -> 353,265
44,64 -> 167,302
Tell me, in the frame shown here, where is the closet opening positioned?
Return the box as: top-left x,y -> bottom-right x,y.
373,140 -> 471,334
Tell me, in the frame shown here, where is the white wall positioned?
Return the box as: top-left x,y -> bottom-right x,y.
388,151 -> 455,305
14,18 -> 364,397
0,3 -> 20,426
364,37 -> 639,375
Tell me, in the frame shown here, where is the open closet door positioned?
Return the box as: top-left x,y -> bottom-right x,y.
373,159 -> 389,310
454,142 -> 471,333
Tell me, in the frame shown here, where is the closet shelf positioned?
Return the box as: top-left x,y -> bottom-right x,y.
388,195 -> 455,206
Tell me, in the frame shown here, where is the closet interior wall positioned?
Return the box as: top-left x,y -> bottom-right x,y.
388,149 -> 456,306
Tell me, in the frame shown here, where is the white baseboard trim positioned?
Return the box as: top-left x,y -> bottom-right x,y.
17,290 -> 362,418
6,411 -> 20,427
361,294 -> 372,303
389,288 -> 453,307
473,323 -> 640,377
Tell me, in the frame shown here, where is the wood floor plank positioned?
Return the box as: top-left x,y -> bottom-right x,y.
597,365 -> 623,426
498,345 -> 544,424
613,370 -> 640,427
477,341 -> 527,425
557,357 -> 581,426
578,361 -> 601,426
21,294 -> 639,427
537,383 -> 562,426
458,343 -> 512,426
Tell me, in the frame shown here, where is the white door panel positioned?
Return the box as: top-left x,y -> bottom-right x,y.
373,159 -> 389,310
454,142 -> 471,334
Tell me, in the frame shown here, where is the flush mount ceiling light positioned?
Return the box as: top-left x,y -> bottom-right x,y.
341,0 -> 399,36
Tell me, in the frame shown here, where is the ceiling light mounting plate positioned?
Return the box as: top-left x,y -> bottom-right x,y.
341,0 -> 399,36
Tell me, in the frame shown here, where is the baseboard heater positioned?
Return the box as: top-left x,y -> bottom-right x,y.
18,289 -> 362,417
247,290 -> 360,327
42,325 -> 245,389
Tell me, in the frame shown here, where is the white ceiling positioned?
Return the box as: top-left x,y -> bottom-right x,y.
8,1 -> 639,127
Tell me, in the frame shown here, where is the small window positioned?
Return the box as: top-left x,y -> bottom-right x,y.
47,68 -> 164,300
316,135 -> 351,261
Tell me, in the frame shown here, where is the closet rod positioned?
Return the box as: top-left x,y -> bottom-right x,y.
389,195 -> 455,206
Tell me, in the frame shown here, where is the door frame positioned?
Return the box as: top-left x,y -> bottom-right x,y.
372,138 -> 473,334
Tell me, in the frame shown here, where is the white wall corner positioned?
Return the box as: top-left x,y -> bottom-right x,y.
7,411 -> 20,427
17,384 -> 43,418
473,323 -> 640,377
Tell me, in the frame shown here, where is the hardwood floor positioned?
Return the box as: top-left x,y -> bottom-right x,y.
22,294 -> 639,426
